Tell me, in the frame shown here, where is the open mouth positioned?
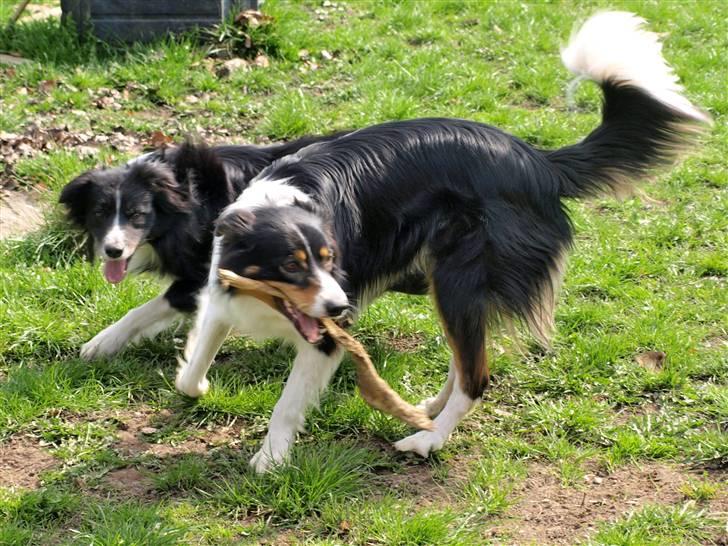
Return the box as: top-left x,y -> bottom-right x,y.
103,258 -> 130,284
274,297 -> 325,344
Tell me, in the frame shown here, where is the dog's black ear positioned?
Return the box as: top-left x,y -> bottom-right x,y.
59,172 -> 96,226
215,208 -> 256,239
175,141 -> 233,211
131,162 -> 192,214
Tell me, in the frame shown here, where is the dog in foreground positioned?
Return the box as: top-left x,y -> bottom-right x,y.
59,134 -> 344,359
175,12 -> 710,473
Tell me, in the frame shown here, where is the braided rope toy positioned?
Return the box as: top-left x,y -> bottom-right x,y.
218,268 -> 434,431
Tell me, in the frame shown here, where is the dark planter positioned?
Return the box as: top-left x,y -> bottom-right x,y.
61,0 -> 258,43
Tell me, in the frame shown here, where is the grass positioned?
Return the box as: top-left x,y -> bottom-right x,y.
1,0 -> 726,544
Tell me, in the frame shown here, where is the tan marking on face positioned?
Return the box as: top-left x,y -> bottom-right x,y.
243,265 -> 261,276
294,249 -> 307,263
268,280 -> 321,315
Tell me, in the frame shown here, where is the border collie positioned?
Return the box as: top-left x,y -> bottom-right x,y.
59,134 -> 346,359
176,12 -> 710,472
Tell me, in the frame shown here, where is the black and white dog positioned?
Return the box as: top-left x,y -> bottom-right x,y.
175,12 -> 710,472
60,134 -> 346,359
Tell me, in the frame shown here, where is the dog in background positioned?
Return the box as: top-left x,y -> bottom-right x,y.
60,134 -> 346,359
175,11 -> 710,472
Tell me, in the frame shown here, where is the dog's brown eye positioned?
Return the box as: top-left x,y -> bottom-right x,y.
283,261 -> 302,273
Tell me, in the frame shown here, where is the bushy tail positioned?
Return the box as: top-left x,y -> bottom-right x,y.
549,11 -> 711,199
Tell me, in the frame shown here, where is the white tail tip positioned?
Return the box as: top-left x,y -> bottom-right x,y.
561,11 -> 710,123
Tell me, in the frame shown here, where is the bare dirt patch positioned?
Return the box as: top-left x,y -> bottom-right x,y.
107,407 -> 242,458
0,189 -> 45,239
494,462 -> 725,545
384,331 -> 427,353
0,435 -> 58,489
100,466 -> 153,498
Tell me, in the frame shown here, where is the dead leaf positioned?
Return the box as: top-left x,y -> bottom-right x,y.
635,351 -> 666,372
38,80 -> 57,94
253,54 -> 270,68
234,10 -> 274,29
217,58 -> 250,78
149,130 -> 173,149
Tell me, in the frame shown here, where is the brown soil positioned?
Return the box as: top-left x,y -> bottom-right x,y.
100,466 -> 153,498
0,435 -> 58,489
493,462 -> 728,545
385,331 -> 427,353
106,407 -> 242,458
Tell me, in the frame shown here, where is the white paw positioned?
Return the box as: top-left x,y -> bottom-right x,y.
80,331 -> 123,360
175,372 -> 210,398
394,430 -> 445,458
417,396 -> 444,419
249,446 -> 286,474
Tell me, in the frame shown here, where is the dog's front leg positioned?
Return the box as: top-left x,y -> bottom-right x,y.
81,294 -> 180,360
175,289 -> 231,397
250,343 -> 344,473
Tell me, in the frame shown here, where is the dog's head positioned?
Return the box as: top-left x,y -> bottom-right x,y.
216,203 -> 350,344
59,159 -> 191,283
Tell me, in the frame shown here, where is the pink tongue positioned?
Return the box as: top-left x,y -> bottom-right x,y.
298,314 -> 322,343
103,260 -> 127,284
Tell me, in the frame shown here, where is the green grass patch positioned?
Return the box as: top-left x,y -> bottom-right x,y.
0,0 -> 725,543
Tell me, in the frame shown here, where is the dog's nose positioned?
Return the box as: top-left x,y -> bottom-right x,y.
105,246 -> 123,259
325,302 -> 349,318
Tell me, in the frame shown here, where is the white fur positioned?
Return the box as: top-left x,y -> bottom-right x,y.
561,11 -> 709,123
250,342 -> 344,473
229,176 -> 309,211
175,288 -> 231,397
126,243 -> 162,276
417,357 -> 456,419
81,294 -> 180,359
175,283 -> 344,472
395,381 -> 477,457
99,188 -> 128,259
308,267 -> 349,318
125,151 -> 155,167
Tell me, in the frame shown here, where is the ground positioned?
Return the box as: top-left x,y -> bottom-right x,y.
0,1 -> 726,545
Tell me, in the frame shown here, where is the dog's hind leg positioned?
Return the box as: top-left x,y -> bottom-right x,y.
175,290 -> 231,398
80,293 -> 180,360
417,356 -> 456,418
395,251 -> 489,457
250,342 -> 344,473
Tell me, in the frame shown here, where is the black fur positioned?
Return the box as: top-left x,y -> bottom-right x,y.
59,133 -> 347,314
220,79 -> 705,399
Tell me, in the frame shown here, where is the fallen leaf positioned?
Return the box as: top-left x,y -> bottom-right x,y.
217,58 -> 250,78
149,130 -> 173,149
38,79 -> 57,94
234,9 -> 274,29
253,54 -> 270,68
635,350 -> 666,372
